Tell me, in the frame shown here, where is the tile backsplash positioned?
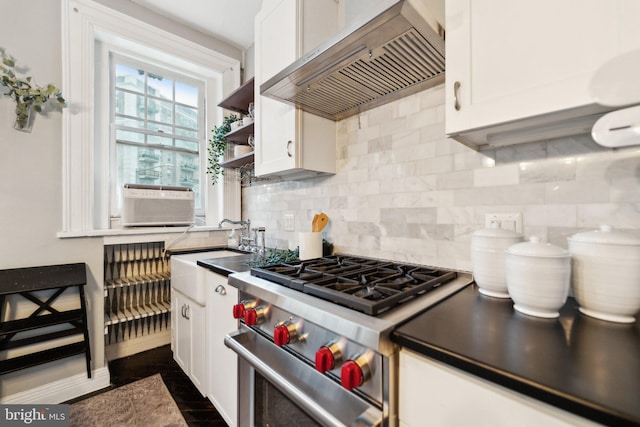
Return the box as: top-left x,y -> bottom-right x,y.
243,86 -> 640,271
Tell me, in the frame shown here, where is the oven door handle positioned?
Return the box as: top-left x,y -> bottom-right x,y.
224,329 -> 382,427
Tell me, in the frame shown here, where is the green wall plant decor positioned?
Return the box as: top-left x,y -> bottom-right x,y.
207,114 -> 238,186
0,48 -> 67,132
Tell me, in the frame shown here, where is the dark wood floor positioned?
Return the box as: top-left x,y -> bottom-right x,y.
66,345 -> 227,426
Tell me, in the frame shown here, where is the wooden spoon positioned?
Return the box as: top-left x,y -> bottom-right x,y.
316,213 -> 329,232
311,214 -> 320,232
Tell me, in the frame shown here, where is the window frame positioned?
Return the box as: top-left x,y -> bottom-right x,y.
61,0 -> 241,234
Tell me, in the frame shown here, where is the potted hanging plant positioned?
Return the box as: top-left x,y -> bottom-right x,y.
0,48 -> 66,132
206,114 -> 238,186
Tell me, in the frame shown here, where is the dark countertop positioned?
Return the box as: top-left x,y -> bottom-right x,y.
392,284 -> 640,427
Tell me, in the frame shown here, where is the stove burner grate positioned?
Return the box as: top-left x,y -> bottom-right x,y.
250,255 -> 458,315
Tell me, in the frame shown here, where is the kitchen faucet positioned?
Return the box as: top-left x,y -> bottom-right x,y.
218,218 -> 251,249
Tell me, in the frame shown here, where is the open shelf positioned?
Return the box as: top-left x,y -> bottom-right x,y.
225,122 -> 254,144
221,151 -> 254,169
217,78 -> 255,172
218,77 -> 254,115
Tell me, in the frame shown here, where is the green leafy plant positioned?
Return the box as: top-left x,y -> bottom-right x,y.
248,248 -> 300,267
206,114 -> 238,186
0,48 -> 66,131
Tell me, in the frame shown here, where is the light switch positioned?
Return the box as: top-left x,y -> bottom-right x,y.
283,213 -> 295,231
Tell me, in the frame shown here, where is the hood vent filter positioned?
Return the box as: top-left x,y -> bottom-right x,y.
260,0 -> 445,121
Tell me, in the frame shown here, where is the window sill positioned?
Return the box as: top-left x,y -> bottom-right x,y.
57,225 -> 227,239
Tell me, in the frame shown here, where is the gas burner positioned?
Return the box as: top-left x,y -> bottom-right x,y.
251,255 -> 459,315
251,262 -> 322,291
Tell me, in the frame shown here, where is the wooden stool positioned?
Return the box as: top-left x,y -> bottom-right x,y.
0,263 -> 91,378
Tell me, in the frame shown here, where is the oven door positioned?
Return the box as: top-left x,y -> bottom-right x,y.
225,327 -> 384,427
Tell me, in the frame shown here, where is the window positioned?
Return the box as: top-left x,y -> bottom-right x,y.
62,0 -> 240,234
111,56 -> 205,211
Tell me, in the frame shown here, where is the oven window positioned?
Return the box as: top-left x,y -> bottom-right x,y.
255,373 -> 322,427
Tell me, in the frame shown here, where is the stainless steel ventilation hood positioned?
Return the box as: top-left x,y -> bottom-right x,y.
260,0 -> 445,121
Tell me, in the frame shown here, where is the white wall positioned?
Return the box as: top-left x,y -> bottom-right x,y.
243,85 -> 640,271
0,1 -> 106,397
0,0 -> 238,400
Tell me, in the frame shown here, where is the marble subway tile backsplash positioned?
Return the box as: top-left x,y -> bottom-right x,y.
243,86 -> 640,271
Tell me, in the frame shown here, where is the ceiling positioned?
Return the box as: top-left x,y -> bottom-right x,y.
130,0 -> 264,50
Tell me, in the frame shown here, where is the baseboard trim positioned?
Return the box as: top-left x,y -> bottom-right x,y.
0,367 -> 110,404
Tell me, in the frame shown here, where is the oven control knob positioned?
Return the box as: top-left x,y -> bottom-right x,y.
233,299 -> 257,319
274,321 -> 298,346
244,306 -> 267,326
341,353 -> 372,390
315,342 -> 343,373
232,304 -> 245,319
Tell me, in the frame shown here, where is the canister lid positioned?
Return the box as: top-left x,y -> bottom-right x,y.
568,225 -> 640,246
472,222 -> 523,239
506,236 -> 570,258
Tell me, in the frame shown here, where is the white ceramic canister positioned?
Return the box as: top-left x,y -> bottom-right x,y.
568,225 -> 640,323
471,224 -> 523,298
505,237 -> 571,318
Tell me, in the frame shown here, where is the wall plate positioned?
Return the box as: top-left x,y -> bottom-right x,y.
485,213 -> 523,233
283,213 -> 295,231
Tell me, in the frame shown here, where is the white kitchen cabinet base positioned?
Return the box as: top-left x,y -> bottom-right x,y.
399,349 -> 601,427
172,291 -> 207,396
206,272 -> 239,427
170,251 -> 241,426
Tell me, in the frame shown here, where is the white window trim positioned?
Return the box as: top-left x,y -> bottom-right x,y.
60,0 -> 240,234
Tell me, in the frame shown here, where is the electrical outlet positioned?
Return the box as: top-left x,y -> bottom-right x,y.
283,213 -> 295,231
485,213 -> 523,233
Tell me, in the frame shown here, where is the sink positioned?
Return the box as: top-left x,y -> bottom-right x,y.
171,250 -> 242,305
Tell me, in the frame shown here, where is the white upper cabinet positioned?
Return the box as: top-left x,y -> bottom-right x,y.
445,0 -> 640,150
254,0 -> 338,179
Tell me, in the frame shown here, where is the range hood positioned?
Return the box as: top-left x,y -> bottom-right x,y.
260,0 -> 445,121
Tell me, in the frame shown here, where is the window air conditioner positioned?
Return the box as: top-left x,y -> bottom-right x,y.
121,184 -> 194,227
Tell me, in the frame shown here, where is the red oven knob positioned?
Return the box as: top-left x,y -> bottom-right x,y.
315,342 -> 343,373
244,306 -> 267,326
273,321 -> 299,346
232,304 -> 245,319
341,353 -> 372,390
233,299 -> 258,319
244,309 -> 258,326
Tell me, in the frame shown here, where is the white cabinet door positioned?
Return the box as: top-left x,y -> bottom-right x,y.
188,299 -> 207,395
173,292 -> 190,373
205,272 -> 239,427
254,0 -> 337,178
172,291 -> 207,395
445,0 -> 640,148
399,350 -> 600,427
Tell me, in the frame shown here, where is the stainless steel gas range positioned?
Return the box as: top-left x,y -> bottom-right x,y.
224,255 -> 473,427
